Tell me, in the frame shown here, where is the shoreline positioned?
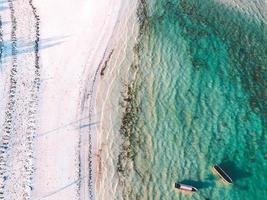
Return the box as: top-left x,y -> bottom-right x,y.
92,1 -> 140,198
87,1 -> 141,199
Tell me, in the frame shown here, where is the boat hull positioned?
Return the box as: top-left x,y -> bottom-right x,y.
175,183 -> 198,192
213,165 -> 233,184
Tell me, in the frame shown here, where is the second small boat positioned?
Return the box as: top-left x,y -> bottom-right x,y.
213,165 -> 233,184
175,183 -> 198,192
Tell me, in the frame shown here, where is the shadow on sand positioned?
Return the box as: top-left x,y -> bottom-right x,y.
1,36 -> 67,60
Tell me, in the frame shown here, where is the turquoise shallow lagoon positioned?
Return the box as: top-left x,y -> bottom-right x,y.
117,0 -> 267,199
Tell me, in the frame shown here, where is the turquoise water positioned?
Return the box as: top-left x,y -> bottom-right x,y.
117,0 -> 267,199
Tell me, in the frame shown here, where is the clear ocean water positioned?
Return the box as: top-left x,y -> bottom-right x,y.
117,0 -> 267,199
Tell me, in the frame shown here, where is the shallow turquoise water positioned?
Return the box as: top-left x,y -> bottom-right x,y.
118,0 -> 267,199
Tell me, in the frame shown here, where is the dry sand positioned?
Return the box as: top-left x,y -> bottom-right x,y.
32,0 -> 125,199
0,0 -> 138,199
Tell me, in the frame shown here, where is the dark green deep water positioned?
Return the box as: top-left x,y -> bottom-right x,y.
118,0 -> 267,199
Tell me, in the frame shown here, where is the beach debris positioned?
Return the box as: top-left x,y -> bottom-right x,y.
100,49 -> 114,76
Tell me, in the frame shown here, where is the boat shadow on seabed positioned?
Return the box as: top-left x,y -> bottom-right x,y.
218,161 -> 252,190
219,161 -> 251,181
179,180 -> 214,190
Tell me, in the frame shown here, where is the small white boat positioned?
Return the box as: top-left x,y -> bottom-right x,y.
175,183 -> 198,192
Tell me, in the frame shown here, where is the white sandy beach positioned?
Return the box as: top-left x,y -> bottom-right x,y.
0,0 -> 138,199
2,0 -> 267,200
